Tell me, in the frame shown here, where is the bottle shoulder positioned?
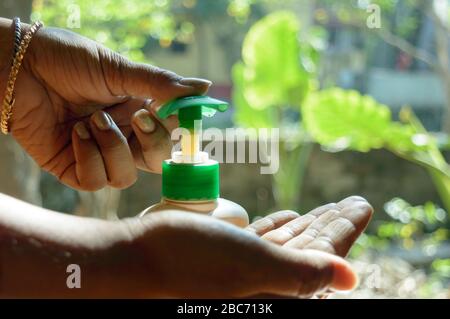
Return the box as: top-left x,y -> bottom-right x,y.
139,198 -> 249,228
212,198 -> 249,228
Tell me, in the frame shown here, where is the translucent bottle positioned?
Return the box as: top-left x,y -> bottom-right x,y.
139,96 -> 249,228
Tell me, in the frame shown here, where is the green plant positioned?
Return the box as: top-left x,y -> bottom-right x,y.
379,198 -> 447,248
232,11 -> 324,210
233,8 -> 450,218
301,87 -> 450,214
32,0 -> 263,63
32,0 -> 182,62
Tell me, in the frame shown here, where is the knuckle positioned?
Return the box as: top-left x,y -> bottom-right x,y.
98,47 -> 130,96
343,202 -> 374,216
276,210 -> 300,218
108,174 -> 137,190
143,157 -> 164,173
80,180 -> 105,192
151,67 -> 182,84
144,135 -> 172,153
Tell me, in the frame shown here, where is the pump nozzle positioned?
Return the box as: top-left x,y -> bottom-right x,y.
157,96 -> 228,163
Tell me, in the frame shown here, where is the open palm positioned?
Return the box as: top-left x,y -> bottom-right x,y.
246,196 -> 373,297
247,196 -> 372,256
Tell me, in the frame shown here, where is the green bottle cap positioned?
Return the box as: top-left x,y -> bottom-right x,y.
157,95 -> 228,201
162,160 -> 219,200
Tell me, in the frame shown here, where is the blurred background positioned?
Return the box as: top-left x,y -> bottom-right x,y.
1,0 -> 449,298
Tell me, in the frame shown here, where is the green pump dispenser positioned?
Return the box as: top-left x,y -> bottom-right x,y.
158,95 -> 228,129
157,95 -> 228,201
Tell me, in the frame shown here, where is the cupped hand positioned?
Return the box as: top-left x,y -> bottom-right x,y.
126,197 -> 372,298
246,196 -> 373,298
247,196 -> 373,257
9,24 -> 210,190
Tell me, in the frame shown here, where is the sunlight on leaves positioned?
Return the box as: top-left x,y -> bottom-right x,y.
239,11 -> 313,110
302,87 -> 425,152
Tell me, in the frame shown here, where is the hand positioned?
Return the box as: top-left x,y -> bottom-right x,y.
0,193 -> 369,298
5,22 -> 210,190
246,196 -> 373,298
127,210 -> 360,298
247,196 -> 373,257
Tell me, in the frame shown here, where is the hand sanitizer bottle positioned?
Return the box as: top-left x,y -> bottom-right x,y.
139,96 -> 249,228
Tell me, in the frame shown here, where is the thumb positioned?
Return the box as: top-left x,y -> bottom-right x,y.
101,50 -> 211,104
244,246 -> 358,298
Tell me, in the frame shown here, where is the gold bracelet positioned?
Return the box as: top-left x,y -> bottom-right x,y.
1,20 -> 43,135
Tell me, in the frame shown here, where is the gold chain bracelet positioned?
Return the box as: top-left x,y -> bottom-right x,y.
1,20 -> 43,135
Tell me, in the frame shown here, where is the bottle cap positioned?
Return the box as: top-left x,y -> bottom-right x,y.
162,159 -> 219,200
157,95 -> 228,201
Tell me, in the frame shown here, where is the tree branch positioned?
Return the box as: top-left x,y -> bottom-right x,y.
376,28 -> 438,70
319,7 -> 439,70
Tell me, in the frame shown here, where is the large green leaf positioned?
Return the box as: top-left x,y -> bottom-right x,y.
232,63 -> 276,128
240,11 -> 311,110
302,88 -> 425,152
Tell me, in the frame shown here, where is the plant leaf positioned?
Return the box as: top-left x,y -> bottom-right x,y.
239,11 -> 311,109
232,63 -> 276,128
302,87 -> 424,152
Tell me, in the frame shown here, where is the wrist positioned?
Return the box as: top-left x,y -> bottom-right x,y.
57,218 -> 163,298
88,219 -> 164,298
0,218 -> 156,298
0,19 -> 36,134
0,192 -> 159,297
115,216 -> 169,297
0,18 -> 14,101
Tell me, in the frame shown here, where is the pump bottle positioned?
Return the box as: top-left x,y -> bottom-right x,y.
139,96 -> 249,228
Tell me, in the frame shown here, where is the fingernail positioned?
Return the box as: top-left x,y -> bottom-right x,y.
135,110 -> 156,133
179,77 -> 212,88
74,122 -> 90,140
143,99 -> 154,109
93,111 -> 111,130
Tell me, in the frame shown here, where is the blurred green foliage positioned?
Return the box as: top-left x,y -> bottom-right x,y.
232,11 -> 325,210
32,0 -> 181,61
233,10 -> 327,115
31,0 -> 272,63
232,9 -> 323,128
373,198 -> 447,248
302,88 -> 424,152
238,11 -> 311,110
232,63 -> 276,128
302,84 -> 450,215
315,0 -> 423,38
432,258 -> 450,278
233,9 -> 449,292
351,198 -> 449,285
231,8 -> 450,217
